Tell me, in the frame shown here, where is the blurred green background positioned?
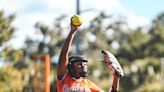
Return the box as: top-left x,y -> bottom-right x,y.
0,9 -> 164,92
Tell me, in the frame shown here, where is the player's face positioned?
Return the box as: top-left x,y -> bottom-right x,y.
73,61 -> 87,71
73,61 -> 88,77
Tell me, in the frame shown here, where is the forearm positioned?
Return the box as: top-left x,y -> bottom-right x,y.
59,31 -> 76,59
109,76 -> 120,92
59,32 -> 75,66
57,29 -> 77,79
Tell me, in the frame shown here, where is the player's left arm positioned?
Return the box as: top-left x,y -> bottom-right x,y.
101,50 -> 124,92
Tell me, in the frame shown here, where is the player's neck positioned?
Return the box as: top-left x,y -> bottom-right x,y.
72,75 -> 84,80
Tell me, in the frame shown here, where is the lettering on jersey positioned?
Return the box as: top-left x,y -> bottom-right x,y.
63,84 -> 72,92
62,84 -> 89,92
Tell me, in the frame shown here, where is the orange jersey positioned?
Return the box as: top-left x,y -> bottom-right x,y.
57,72 -> 104,92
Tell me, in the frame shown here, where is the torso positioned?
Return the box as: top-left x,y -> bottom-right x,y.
57,72 -> 102,92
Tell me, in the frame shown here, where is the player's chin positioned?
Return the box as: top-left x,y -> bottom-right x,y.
80,71 -> 88,77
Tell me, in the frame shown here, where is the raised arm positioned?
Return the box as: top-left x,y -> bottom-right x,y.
57,24 -> 78,80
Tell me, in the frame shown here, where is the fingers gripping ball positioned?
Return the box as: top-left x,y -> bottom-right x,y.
71,15 -> 83,26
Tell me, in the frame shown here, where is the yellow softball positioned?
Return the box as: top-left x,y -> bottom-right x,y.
71,15 -> 83,26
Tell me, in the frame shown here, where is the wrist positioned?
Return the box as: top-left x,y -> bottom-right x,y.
113,76 -> 120,84
70,30 -> 77,35
113,75 -> 120,79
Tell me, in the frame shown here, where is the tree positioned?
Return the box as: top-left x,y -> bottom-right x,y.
0,11 -> 31,92
0,11 -> 15,46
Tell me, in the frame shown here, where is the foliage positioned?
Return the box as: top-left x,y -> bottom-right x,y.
0,11 -> 31,92
0,11 -> 15,46
0,65 -> 29,92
